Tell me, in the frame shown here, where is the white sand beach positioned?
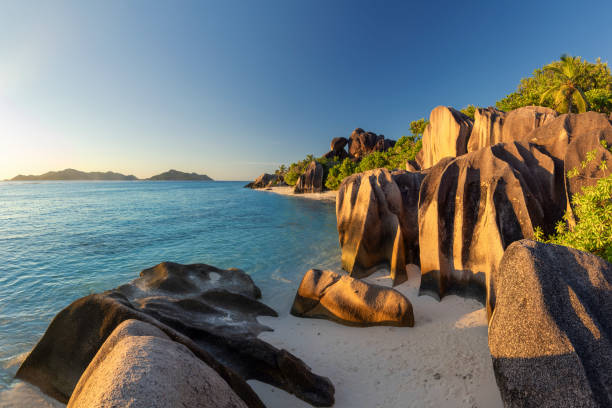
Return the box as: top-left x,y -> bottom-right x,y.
251,266 -> 503,408
260,186 -> 337,202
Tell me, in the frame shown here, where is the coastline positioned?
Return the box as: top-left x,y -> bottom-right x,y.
251,266 -> 503,408
258,186 -> 337,203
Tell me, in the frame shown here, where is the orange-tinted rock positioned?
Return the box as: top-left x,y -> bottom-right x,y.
294,161 -> 324,193
291,269 -> 414,327
336,169 -> 408,285
417,142 -> 562,313
420,106 -> 473,169
467,107 -> 506,152
347,128 -> 394,158
500,106 -> 557,144
330,137 -> 348,152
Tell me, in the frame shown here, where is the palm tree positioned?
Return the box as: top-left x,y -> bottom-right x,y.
540,54 -> 591,113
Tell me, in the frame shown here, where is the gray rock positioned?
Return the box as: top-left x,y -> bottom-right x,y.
17,262 -> 335,407
245,173 -> 283,189
489,240 -> 612,408
68,320 -> 249,408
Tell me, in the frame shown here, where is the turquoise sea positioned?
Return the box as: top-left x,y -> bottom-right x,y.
0,181 -> 340,395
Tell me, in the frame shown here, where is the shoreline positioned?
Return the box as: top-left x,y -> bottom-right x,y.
258,186 -> 337,203
252,266 -> 503,408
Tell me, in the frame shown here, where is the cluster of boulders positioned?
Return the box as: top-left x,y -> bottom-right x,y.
336,106 -> 612,406
17,262 -> 335,408
247,128 -> 396,194
244,173 -> 286,189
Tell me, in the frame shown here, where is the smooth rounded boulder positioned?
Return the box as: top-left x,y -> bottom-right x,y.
68,320 -> 249,408
291,269 -> 414,327
245,173 -> 283,189
420,106 -> 473,169
489,240 -> 612,408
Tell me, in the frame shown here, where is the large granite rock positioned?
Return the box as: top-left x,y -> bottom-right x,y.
291,269 -> 414,327
420,106 -> 474,169
500,106 -> 557,144
336,169 -> 408,285
17,262 -> 334,407
245,173 -> 283,189
527,112 -> 612,219
467,107 -> 506,152
348,128 -> 394,158
68,320 -> 249,408
294,161 -> 324,194
489,240 -> 612,408
330,137 -> 348,152
418,142 -> 563,313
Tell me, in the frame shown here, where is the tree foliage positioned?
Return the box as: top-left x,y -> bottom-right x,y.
534,144 -> 612,263
496,56 -> 612,113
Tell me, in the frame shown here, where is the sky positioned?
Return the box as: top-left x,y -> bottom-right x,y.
1,0 -> 611,181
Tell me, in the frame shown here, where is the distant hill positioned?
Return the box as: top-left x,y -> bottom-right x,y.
147,169 -> 213,181
9,169 -> 138,181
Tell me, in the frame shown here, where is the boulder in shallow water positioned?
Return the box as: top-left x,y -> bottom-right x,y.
420,106 -> 473,169
489,240 -> 612,408
245,173 -> 283,189
68,320 -> 249,408
17,262 -> 335,407
294,160 -> 324,194
291,269 -> 414,327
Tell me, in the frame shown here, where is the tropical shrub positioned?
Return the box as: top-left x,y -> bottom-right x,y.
534,143 -> 612,263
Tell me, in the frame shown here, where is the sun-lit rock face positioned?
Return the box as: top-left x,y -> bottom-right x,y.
291,269 -> 414,327
417,142 -> 562,313
294,160 -> 324,193
489,240 -> 612,408
419,106 -> 473,169
67,320 -> 249,408
16,262 -> 335,408
336,168 -> 426,285
527,111 -> 612,219
467,107 -> 506,152
348,128 -> 395,158
245,173 -> 283,189
500,105 -> 557,144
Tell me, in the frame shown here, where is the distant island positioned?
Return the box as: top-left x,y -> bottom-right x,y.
7,168 -> 213,181
146,169 -> 213,181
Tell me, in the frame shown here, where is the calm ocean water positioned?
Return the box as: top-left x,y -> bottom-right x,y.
0,181 -> 340,395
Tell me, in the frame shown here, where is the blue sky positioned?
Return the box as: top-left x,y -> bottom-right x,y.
1,0 -> 611,180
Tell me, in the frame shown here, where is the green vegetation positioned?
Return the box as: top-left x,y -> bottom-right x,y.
277,119 -> 427,190
497,55 -> 612,113
534,143 -> 612,263
460,104 -> 477,119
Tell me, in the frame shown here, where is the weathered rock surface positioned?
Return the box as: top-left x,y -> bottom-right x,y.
245,173 -> 283,189
418,142 -> 563,312
336,168 -> 425,285
291,269 -> 414,327
500,105 -> 557,144
527,112 -> 612,219
467,107 -> 506,152
420,106 -> 474,169
68,320 -> 249,408
330,137 -> 348,152
17,262 -> 335,407
348,128 -> 394,158
294,161 -> 324,194
489,240 -> 612,408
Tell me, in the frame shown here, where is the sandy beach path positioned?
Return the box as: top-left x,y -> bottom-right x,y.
251,266 -> 502,408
